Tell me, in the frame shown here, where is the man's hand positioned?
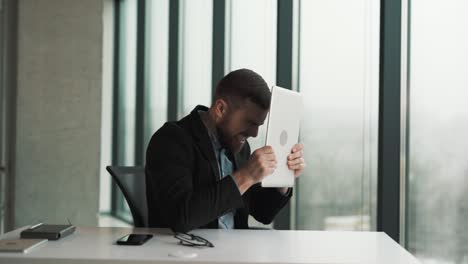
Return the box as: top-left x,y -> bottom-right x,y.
287,143 -> 305,177
232,146 -> 277,194
278,143 -> 306,195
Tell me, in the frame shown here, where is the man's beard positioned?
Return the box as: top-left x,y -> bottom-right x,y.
216,118 -> 233,151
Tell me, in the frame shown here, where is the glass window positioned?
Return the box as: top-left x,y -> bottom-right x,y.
295,0 -> 380,231
116,0 -> 137,167
99,0 -> 115,214
114,0 -> 138,222
144,0 -> 169,149
228,0 -> 277,86
178,0 -> 213,118
406,1 -> 468,263
226,0 -> 277,227
227,0 -> 277,152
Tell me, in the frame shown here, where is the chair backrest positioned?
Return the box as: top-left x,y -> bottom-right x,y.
106,166 -> 148,227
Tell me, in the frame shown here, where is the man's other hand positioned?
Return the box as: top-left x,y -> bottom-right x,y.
277,143 -> 305,195
287,143 -> 305,177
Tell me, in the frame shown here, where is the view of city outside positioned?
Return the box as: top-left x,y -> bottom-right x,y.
296,0 -> 380,231
407,1 -> 468,263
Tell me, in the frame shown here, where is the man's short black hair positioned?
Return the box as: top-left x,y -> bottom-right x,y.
213,69 -> 271,109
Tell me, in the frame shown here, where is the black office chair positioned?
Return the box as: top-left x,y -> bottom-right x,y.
106,166 -> 148,227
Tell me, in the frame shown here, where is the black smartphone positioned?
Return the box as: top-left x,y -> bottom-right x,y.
116,234 -> 153,245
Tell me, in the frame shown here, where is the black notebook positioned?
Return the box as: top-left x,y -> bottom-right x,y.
20,223 -> 76,240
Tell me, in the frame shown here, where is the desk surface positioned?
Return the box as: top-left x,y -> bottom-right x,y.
0,226 -> 420,264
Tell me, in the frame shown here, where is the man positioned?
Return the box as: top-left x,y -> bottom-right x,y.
145,69 -> 305,232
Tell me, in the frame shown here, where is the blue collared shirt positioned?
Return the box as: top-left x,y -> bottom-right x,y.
199,111 -> 236,229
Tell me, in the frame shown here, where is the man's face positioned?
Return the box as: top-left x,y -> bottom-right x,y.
216,99 -> 268,154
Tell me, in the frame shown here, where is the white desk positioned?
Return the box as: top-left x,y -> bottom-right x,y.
0,226 -> 420,264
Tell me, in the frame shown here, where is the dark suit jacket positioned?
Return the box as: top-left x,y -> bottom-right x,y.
145,105 -> 292,232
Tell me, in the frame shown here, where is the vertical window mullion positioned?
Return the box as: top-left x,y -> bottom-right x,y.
111,0 -> 121,216
168,0 -> 180,121
273,0 -> 294,230
212,0 -> 226,96
377,0 -> 402,242
135,0 -> 146,166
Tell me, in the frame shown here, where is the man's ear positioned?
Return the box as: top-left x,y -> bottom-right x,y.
214,98 -> 228,120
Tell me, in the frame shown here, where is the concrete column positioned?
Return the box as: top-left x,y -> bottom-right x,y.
13,0 -> 106,227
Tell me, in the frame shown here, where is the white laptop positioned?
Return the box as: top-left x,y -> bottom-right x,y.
261,86 -> 302,188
